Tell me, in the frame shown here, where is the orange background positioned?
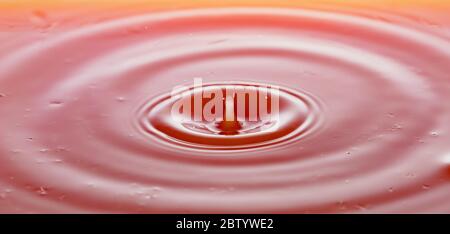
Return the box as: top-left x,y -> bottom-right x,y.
1,0 -> 449,29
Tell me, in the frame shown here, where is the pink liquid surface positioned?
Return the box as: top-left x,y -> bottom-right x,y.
0,5 -> 450,213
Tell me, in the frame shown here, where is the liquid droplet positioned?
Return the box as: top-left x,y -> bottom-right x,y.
36,187 -> 48,196
216,121 -> 242,135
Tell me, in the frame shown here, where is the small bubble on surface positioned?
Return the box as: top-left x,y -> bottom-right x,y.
39,148 -> 49,153
355,204 -> 368,211
391,124 -> 403,131
430,131 -> 439,137
11,149 -> 22,154
52,159 -> 63,163
49,100 -> 63,108
115,96 -> 126,102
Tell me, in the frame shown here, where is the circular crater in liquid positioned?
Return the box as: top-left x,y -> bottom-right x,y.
138,82 -> 322,150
